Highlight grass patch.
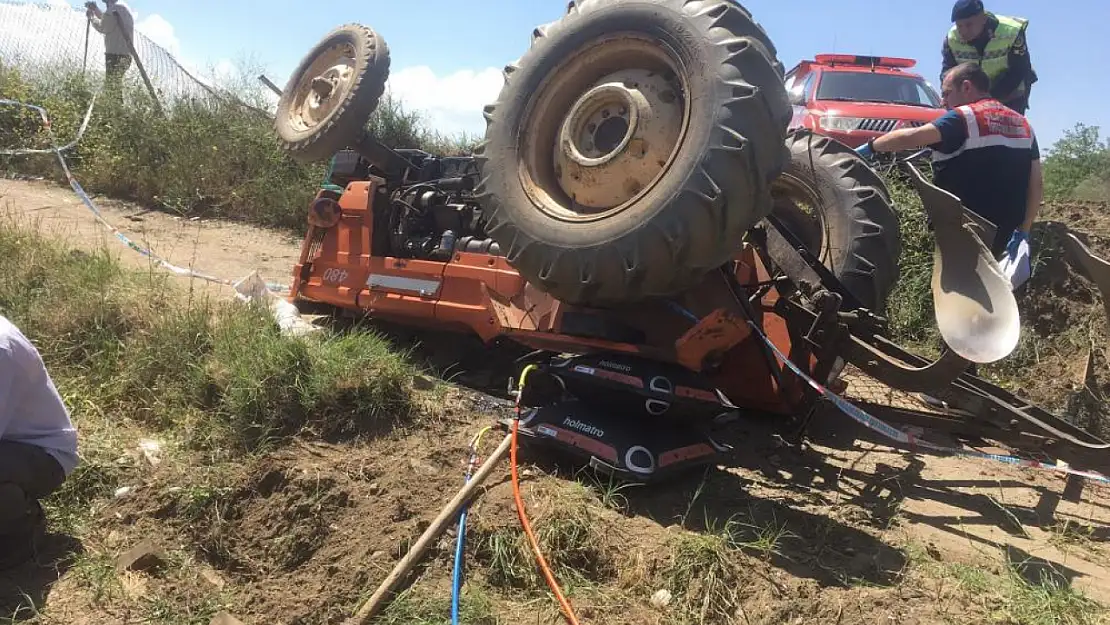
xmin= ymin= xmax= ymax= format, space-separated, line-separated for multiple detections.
xmin=475 ymin=512 xmax=614 ymax=592
xmin=657 ymin=507 xmax=804 ymax=624
xmin=473 ymin=484 xmax=615 ymax=594
xmin=906 ymin=542 xmax=1106 ymax=625
xmin=371 ymin=585 xmax=499 ymax=625
xmin=0 ymin=215 xmax=417 ymax=535
xmin=1 ymin=60 xmax=476 ymax=233
xmin=951 ymin=560 xmax=1105 ymax=625
xmin=201 ymin=313 xmax=415 ymax=447
xmin=662 ymin=526 xmax=747 ymax=625
xmin=70 ymin=550 xmax=125 ymax=606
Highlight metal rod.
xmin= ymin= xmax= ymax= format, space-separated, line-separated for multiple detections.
xmin=353 ymin=132 xmax=419 ymax=177
xmin=258 ymin=74 xmax=283 ymax=97
xmin=113 ymin=12 xmax=161 ymax=114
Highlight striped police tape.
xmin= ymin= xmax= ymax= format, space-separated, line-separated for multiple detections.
xmin=0 ymin=98 xmax=289 ymax=294
xmin=747 ymin=319 xmax=1110 ymax=487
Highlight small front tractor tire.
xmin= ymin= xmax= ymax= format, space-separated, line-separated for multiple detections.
xmin=770 ymin=130 xmax=902 ymax=312
xmin=275 ymin=24 xmax=390 ymax=164
xmin=476 ymin=0 xmax=792 ymax=306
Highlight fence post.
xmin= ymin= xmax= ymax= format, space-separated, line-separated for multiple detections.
xmin=83 ymin=19 xmax=90 ymax=75
xmin=113 ymin=11 xmax=162 ymax=114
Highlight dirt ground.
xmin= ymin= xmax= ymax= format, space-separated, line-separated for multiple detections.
xmin=0 ymin=177 xmax=304 ymax=298
xmin=2 ymin=177 xmax=1110 ymax=624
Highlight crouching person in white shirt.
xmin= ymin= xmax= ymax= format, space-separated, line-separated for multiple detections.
xmin=0 ymin=314 xmax=78 ymax=568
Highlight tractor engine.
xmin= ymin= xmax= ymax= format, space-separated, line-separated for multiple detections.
xmin=326 ymin=147 xmax=495 ymax=262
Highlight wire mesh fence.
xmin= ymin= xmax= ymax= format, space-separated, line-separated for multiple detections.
xmin=0 ymin=0 xmax=272 ymax=114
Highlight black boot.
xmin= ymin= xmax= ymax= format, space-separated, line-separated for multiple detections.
xmin=0 ymin=500 xmax=45 ymax=570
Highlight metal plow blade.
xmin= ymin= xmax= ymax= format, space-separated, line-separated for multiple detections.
xmin=1061 ymin=231 xmax=1110 ymax=327
xmin=900 ymin=162 xmax=1021 ymax=364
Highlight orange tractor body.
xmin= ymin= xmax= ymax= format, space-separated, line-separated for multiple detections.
xmin=291 ymin=178 xmax=810 ymax=421
xmin=271 ymin=4 xmax=1110 ymax=492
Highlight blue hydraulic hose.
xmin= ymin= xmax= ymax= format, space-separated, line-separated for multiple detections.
xmin=449 ymin=495 xmax=471 ymax=623
xmin=451 ymin=427 xmax=491 ymax=624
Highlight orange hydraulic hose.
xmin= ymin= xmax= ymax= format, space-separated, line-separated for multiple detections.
xmin=511 ymin=366 xmax=582 ymax=625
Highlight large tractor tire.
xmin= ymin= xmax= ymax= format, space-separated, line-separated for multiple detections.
xmin=274 ymin=24 xmax=390 ymax=164
xmin=770 ymin=130 xmax=901 ymax=312
xmin=475 ymin=0 xmax=792 ymax=306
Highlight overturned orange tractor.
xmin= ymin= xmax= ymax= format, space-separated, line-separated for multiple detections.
xmin=273 ymin=1 xmax=1110 ymax=498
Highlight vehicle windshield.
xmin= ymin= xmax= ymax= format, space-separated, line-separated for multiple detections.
xmin=816 ymin=70 xmax=942 ymax=108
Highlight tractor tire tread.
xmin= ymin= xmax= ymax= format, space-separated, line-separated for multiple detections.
xmin=274 ymin=24 xmax=390 ymax=164
xmin=475 ymin=0 xmax=791 ymax=306
xmin=778 ymin=129 xmax=901 ymax=311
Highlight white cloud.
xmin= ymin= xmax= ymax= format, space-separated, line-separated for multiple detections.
xmin=385 ymin=66 xmax=504 ymax=138
xmin=135 ymin=13 xmax=181 ymax=58
xmin=212 ymin=58 xmax=236 ymax=80
xmin=128 ymin=10 xmax=229 ymax=97
xmin=0 ymin=2 xmax=501 ymax=127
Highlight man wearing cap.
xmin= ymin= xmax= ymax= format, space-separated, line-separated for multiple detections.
xmin=942 ymin=0 xmax=1037 ymax=115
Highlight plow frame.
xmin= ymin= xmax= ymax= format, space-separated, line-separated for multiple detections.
xmin=749 ymin=173 xmax=1110 ymax=501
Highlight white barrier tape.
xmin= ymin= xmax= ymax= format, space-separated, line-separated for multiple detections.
xmin=0 ymin=98 xmax=290 ymax=294
xmin=747 ymin=319 xmax=1110 ymax=487
xmin=0 ymin=94 xmax=97 ymax=156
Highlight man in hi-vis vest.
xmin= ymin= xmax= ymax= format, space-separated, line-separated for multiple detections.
xmin=942 ymin=0 xmax=1037 ymax=115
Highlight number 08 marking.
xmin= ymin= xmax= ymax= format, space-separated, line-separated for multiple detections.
xmin=322 ymin=268 xmax=349 ymax=284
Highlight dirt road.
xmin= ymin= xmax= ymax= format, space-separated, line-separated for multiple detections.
xmin=0 ymin=177 xmax=304 ymax=298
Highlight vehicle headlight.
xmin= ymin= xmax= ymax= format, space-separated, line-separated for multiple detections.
xmin=820 ymin=116 xmax=863 ymax=132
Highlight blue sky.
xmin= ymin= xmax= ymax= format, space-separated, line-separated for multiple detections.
xmin=57 ymin=0 xmax=1110 ymax=149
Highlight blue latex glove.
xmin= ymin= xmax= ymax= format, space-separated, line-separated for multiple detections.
xmin=1000 ymin=229 xmax=1032 ymax=290
xmin=1005 ymin=230 xmax=1029 ymax=258
xmin=855 ymin=142 xmax=875 ymax=160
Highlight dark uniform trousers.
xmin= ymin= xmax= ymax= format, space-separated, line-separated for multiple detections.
xmin=0 ymin=441 xmax=65 ymax=567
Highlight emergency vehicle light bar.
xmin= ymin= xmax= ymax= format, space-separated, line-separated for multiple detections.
xmin=814 ymin=54 xmax=917 ymax=69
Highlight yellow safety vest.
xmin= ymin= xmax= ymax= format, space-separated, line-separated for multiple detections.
xmin=947 ymin=14 xmax=1029 ymax=96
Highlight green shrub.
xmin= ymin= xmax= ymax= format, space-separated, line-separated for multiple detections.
xmin=1042 ymin=123 xmax=1110 ymax=201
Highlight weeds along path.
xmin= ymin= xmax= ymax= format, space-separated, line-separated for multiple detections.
xmin=0 ymin=177 xmax=304 ymax=297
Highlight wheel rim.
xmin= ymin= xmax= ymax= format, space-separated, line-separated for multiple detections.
xmin=285 ymin=43 xmax=358 ymax=134
xmin=519 ymin=36 xmax=690 ymax=222
xmin=770 ymin=173 xmax=830 ymax=264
